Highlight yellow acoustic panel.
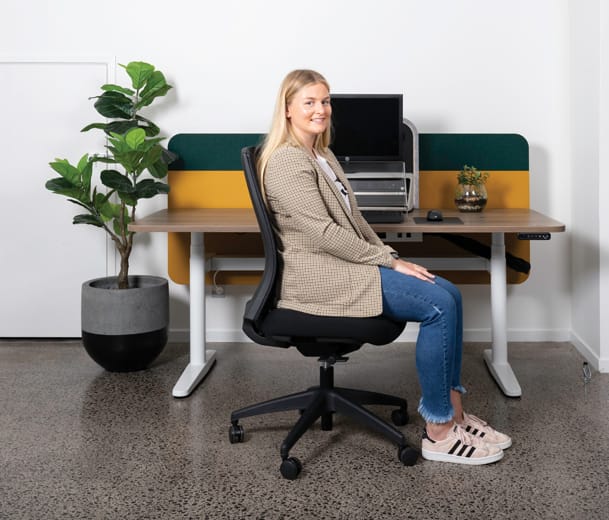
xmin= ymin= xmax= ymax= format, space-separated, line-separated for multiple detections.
xmin=168 ymin=170 xmax=252 ymax=209
xmin=168 ymin=170 xmax=260 ymax=285
xmin=418 ymin=171 xmax=529 ymax=209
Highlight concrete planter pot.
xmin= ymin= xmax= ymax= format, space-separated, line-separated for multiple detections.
xmin=81 ymin=275 xmax=169 ymax=372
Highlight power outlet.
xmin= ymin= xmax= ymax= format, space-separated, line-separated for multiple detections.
xmin=383 ymin=231 xmax=423 ymax=242
xmin=211 ymin=285 xmax=225 ymax=297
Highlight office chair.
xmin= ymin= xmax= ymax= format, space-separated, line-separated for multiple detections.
xmin=229 ymin=146 xmax=419 ymax=479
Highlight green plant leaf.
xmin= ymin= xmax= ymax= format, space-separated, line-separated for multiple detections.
xmin=77 ymin=154 xmax=89 ymax=171
xmin=121 ymin=61 xmax=155 ymax=90
xmin=67 ymin=198 xmax=95 ymax=213
xmin=125 ymin=127 xmax=146 ymax=150
xmin=135 ymin=145 xmax=163 ymax=175
xmin=80 ymin=157 xmax=93 ymax=193
xmin=45 ymin=177 xmax=80 ymax=198
xmin=135 ymin=115 xmax=160 ymax=137
xmin=101 ymin=169 xmax=134 ymax=192
xmin=90 ymin=156 xmax=118 ymax=164
xmin=137 ymin=71 xmax=172 ymax=108
xmin=101 ymin=83 xmax=135 ymax=96
xmin=94 ymin=193 xmax=121 ymax=221
xmin=147 ymin=156 xmax=169 ymax=179
xmin=106 ymin=133 xmax=131 ymax=154
xmin=81 ymin=122 xmax=108 ymax=133
xmin=118 ymin=193 xmax=138 ymax=206
xmin=73 ymin=214 xmax=104 ymax=227
xmin=104 ymin=120 xmax=140 ymax=135
xmin=110 ymin=150 xmax=142 ymax=174
xmin=135 ymin=179 xmax=170 ymax=199
xmin=93 ymin=91 xmax=134 ymax=119
xmin=49 ymin=159 xmax=82 ymax=185
xmin=141 ymin=137 xmax=165 ymax=150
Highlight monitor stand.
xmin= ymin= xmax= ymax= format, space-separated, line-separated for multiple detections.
xmin=340 ymin=161 xmax=405 ymax=174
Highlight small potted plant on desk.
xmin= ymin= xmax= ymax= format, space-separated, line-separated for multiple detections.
xmin=46 ymin=61 xmax=175 ymax=371
xmin=455 ymin=164 xmax=490 ymax=212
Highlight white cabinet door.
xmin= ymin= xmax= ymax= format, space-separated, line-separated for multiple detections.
xmin=0 ymin=60 xmax=113 ymax=336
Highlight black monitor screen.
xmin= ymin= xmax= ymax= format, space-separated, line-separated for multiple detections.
xmin=330 ymin=94 xmax=404 ymax=162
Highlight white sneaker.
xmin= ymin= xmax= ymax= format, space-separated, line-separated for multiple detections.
xmin=458 ymin=412 xmax=512 ymax=450
xmin=421 ymin=425 xmax=504 ymax=465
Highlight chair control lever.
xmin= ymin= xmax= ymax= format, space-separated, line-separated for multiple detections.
xmin=319 ymin=355 xmax=349 ymax=368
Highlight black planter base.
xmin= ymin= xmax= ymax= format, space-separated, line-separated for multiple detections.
xmin=82 ymin=328 xmax=168 ymax=372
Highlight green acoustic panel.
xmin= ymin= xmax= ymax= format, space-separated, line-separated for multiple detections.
xmin=168 ymin=133 xmax=264 ymax=170
xmin=168 ymin=132 xmax=529 ymax=172
xmin=419 ymin=134 xmax=529 ymax=171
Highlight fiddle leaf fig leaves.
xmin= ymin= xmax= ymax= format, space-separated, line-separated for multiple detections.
xmin=46 ymin=154 xmax=93 ymax=203
xmin=93 ymin=90 xmax=134 ymax=119
xmin=137 ymin=70 xmax=172 ymax=109
xmin=46 ymin=61 xmax=174 ymax=289
xmin=101 ymin=84 xmax=135 ymax=96
xmin=125 ymin=127 xmax=146 ymax=149
xmin=122 ymin=61 xmax=155 ymax=90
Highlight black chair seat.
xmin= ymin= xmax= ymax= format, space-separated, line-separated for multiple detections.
xmin=261 ymin=308 xmax=405 ymax=356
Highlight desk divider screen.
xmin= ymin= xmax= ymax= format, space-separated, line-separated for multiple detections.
xmin=167 ymin=133 xmax=530 ymax=285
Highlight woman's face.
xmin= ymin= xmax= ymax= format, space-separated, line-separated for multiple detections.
xmin=286 ymin=82 xmax=331 ymax=147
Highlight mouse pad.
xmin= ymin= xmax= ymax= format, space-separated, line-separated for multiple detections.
xmin=413 ymin=217 xmax=464 ymax=225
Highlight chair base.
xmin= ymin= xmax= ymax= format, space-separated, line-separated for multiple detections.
xmin=229 ymin=361 xmax=418 ymax=478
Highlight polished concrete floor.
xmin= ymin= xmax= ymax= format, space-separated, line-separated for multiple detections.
xmin=1 ymin=339 xmax=608 ymax=519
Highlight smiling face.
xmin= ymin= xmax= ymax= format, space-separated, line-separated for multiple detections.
xmin=286 ymin=82 xmax=331 ymax=150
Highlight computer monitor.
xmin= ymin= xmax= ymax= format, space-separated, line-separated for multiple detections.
xmin=329 ymin=94 xmax=404 ymax=162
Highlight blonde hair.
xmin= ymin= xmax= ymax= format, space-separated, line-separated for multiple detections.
xmin=257 ymin=69 xmax=332 ymax=188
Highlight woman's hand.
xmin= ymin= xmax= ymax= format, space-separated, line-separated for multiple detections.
xmin=391 ymin=257 xmax=436 ymax=283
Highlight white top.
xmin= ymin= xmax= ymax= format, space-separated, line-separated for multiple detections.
xmin=315 ymin=155 xmax=351 ymax=211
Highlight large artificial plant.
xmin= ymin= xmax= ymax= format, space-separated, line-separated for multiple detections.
xmin=46 ymin=61 xmax=175 ymax=289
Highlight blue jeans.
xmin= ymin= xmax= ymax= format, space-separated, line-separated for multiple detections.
xmin=379 ymin=266 xmax=465 ymax=424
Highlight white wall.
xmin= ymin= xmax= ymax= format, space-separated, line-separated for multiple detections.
xmin=600 ymin=3 xmax=609 ymax=371
xmin=569 ymin=0 xmax=609 ymax=371
xmin=0 ymin=60 xmax=112 ymax=336
xmin=3 ymin=0 xmax=603 ymax=368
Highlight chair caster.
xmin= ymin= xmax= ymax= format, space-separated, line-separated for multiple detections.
xmin=398 ymin=445 xmax=419 ymax=466
xmin=228 ymin=423 xmax=245 ymax=444
xmin=391 ymin=408 xmax=409 ymax=426
xmin=280 ymin=457 xmax=302 ymax=480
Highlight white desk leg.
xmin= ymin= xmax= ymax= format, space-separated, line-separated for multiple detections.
xmin=483 ymin=232 xmax=522 ymax=397
xmin=172 ymin=232 xmax=217 ymax=398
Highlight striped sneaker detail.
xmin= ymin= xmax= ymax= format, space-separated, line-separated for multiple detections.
xmin=421 ymin=425 xmax=504 ymax=466
xmin=447 ymin=439 xmax=476 ymax=458
xmin=463 ymin=425 xmax=486 ymax=439
xmin=459 ymin=413 xmax=512 ymax=450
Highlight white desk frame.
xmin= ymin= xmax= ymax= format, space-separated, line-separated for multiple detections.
xmin=172 ymin=233 xmax=215 ymax=397
xmin=130 ymin=208 xmax=565 ymax=399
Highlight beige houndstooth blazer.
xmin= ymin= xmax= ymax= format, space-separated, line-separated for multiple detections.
xmin=264 ymin=144 xmax=396 ymax=317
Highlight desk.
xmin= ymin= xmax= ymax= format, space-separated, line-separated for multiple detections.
xmin=130 ymin=207 xmax=565 ymax=398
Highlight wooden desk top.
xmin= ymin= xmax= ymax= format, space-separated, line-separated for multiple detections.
xmin=129 ymin=208 xmax=565 ymax=234
xmin=129 ymin=208 xmax=259 ymax=233
xmin=379 ymin=208 xmax=565 ymax=233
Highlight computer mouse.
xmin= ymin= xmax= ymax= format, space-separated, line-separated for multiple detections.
xmin=426 ymin=209 xmax=444 ymax=222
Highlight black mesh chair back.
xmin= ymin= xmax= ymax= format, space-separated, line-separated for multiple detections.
xmin=240 ymin=145 xmax=405 ymax=355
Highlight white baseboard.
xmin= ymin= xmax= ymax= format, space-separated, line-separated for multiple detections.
xmin=570 ymin=330 xmax=608 ymax=372
xmin=169 ymin=328 xmax=250 ymax=343
xmin=169 ymin=326 xmax=575 ymax=347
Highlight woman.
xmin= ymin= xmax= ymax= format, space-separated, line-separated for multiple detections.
xmin=258 ymin=69 xmax=511 ymax=465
